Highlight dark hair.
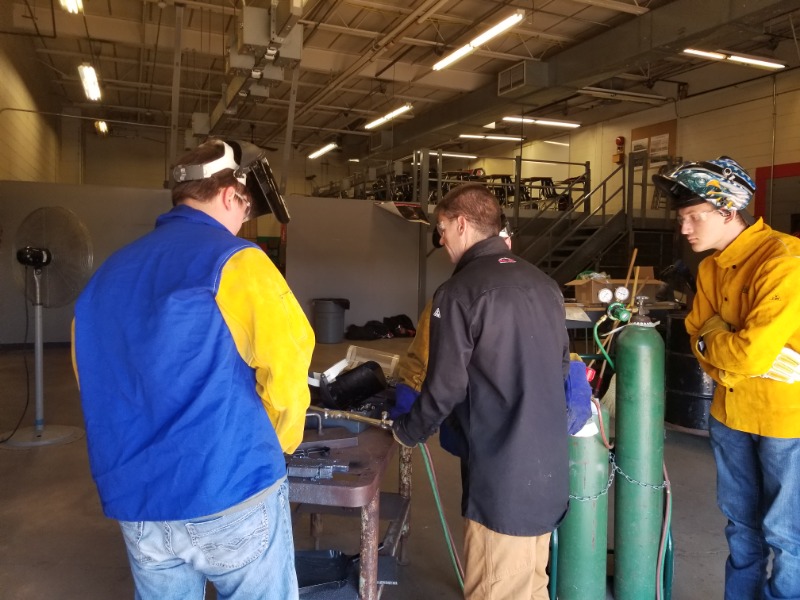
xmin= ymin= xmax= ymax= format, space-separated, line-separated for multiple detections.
xmin=171 ymin=139 xmax=247 ymax=206
xmin=435 ymin=182 xmax=501 ymax=238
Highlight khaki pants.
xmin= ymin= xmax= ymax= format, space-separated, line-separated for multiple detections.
xmin=463 ymin=518 xmax=551 ymax=600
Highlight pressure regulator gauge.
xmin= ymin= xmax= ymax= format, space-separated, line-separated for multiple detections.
xmin=614 ymin=286 xmax=630 ymax=303
xmin=597 ymin=287 xmax=614 ymax=304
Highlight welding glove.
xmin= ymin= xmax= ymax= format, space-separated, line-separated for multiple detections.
xmin=389 ymin=382 xmax=420 ymax=420
xmin=696 ymin=314 xmax=731 ymax=354
xmin=760 ymin=346 xmax=800 ymax=384
xmin=391 ymin=417 xmax=417 ymax=449
xmin=565 ymin=356 xmax=593 ymax=435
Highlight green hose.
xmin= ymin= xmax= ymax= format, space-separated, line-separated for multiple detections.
xmin=420 ymin=442 xmax=465 ymax=591
xmin=594 ymin=316 xmax=615 ymax=370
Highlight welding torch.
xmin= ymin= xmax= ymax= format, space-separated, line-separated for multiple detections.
xmin=307 ymin=405 xmax=394 ymax=430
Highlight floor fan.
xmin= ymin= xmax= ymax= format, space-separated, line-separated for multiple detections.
xmin=3 ymin=207 xmax=93 ymax=447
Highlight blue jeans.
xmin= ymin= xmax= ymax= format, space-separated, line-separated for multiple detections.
xmin=119 ymin=479 xmax=298 ymax=600
xmin=709 ymin=417 xmax=800 ymax=600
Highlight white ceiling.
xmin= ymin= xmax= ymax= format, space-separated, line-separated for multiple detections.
xmin=5 ymin=0 xmax=800 ymax=160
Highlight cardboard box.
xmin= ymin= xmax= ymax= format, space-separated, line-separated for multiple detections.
xmin=565 ymin=268 xmax=663 ymax=305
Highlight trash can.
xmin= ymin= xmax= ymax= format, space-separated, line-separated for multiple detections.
xmin=312 ymin=298 xmax=350 ymax=344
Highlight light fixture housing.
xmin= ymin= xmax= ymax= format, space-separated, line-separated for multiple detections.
xmin=459 ymin=134 xmax=525 ymax=141
xmin=579 ymin=87 xmax=668 ymax=105
xmin=433 ymin=10 xmax=525 ymax=71
xmin=364 ymin=104 xmax=413 ymax=130
xmin=78 ymin=63 xmax=102 ymax=101
xmin=502 ymin=116 xmax=581 ymax=128
xmin=683 ymin=48 xmax=786 ymax=70
xmin=308 ymin=142 xmax=337 ymax=159
xmin=94 ymin=121 xmax=109 ymax=135
xmin=59 ymin=0 xmax=83 ymax=14
xmin=570 ymin=0 xmax=648 ymax=15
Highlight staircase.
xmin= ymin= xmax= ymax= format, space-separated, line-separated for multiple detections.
xmin=513 ymin=164 xmax=632 ymax=286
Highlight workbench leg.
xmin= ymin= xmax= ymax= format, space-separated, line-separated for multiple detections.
xmin=310 ymin=513 xmax=322 ymax=551
xmin=359 ymin=490 xmax=380 ymax=600
xmin=398 ymin=446 xmax=413 ymax=566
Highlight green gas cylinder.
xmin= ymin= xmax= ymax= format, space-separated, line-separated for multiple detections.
xmin=613 ymin=302 xmax=666 ymax=600
xmin=556 ymin=404 xmax=611 ymax=600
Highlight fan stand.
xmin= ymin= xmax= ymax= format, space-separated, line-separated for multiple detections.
xmin=2 ymin=268 xmax=84 ymax=448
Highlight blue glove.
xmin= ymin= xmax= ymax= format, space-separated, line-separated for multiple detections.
xmin=565 ymin=360 xmax=592 ymax=435
xmin=390 ymin=383 xmax=420 ymax=420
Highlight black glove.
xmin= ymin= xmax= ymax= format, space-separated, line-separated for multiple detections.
xmin=391 ymin=416 xmax=418 ymax=448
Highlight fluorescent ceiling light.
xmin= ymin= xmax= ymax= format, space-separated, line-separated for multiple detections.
xmin=726 ymin=53 xmax=785 ymax=70
xmin=94 ymin=121 xmax=108 ymax=135
xmin=364 ymin=104 xmax=413 ymax=130
xmin=437 ymin=152 xmax=478 ymax=159
xmin=544 ymin=140 xmax=570 ymax=147
xmin=78 ymin=63 xmax=101 ymax=101
xmin=683 ymin=48 xmax=786 ymax=70
xmin=502 ymin=116 xmax=581 ymax=128
xmin=683 ymin=48 xmax=726 ymax=60
xmin=348 ymin=158 xmax=360 ymax=162
xmin=59 ymin=0 xmax=83 ymax=14
xmin=579 ymin=86 xmax=667 ymax=105
xmin=459 ymin=134 xmax=524 ymax=141
xmin=433 ymin=10 xmax=524 ymax=71
xmin=308 ymin=142 xmax=337 ymax=159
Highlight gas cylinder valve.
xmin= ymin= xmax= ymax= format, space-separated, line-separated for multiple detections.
xmin=606 ymin=301 xmax=632 ymax=323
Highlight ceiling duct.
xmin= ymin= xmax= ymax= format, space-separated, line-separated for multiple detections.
xmin=497 ymin=60 xmax=550 ymax=99
xmin=209 ymin=1 xmax=303 ymax=133
xmin=370 ymin=130 xmax=393 ymax=152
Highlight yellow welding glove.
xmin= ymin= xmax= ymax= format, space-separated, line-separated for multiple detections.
xmin=696 ymin=314 xmax=731 ymax=354
xmin=760 ymin=346 xmax=800 ymax=384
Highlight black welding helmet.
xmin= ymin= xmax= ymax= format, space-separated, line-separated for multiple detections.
xmin=172 ymin=139 xmax=290 ymax=223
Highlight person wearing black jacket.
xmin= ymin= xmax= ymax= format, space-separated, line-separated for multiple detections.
xmin=392 ymin=182 xmax=570 ymax=600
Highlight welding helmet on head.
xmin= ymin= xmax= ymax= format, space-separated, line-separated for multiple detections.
xmin=652 ymin=156 xmax=755 ymax=224
xmin=172 ymin=139 xmax=290 ymax=223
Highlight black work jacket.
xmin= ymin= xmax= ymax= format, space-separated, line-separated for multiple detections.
xmin=399 ymin=236 xmax=570 ymax=536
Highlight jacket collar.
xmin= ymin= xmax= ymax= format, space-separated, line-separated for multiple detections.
xmin=155 ymin=204 xmax=229 ymax=233
xmin=715 ymin=217 xmax=768 ymax=268
xmin=453 ymin=236 xmax=511 ymax=274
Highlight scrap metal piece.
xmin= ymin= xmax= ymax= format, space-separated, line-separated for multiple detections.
xmin=287 ymin=457 xmax=349 ymax=480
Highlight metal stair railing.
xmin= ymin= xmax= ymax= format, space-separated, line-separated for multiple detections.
xmin=514 ymin=163 xmax=627 ymax=274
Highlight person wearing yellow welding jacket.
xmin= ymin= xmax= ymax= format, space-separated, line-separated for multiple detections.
xmin=653 ymin=157 xmax=800 ymax=600
xmin=72 ymin=139 xmax=313 ymax=600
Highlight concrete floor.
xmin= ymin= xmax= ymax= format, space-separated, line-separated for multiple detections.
xmin=0 ymin=339 xmax=727 ymax=599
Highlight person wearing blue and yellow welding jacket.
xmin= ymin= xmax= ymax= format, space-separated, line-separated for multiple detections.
xmin=654 ymin=157 xmax=800 ymax=600
xmin=72 ymin=139 xmax=314 ymax=600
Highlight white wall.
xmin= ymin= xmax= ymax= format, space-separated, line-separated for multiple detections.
xmin=569 ymin=70 xmax=800 ymax=211
xmin=284 ymin=195 xmax=425 ymax=333
xmin=1 ymin=185 xmax=435 ymax=346
xmin=0 ymin=181 xmax=171 ymax=344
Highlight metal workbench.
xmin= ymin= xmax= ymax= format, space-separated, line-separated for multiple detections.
xmin=290 ymin=427 xmax=412 ymax=599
